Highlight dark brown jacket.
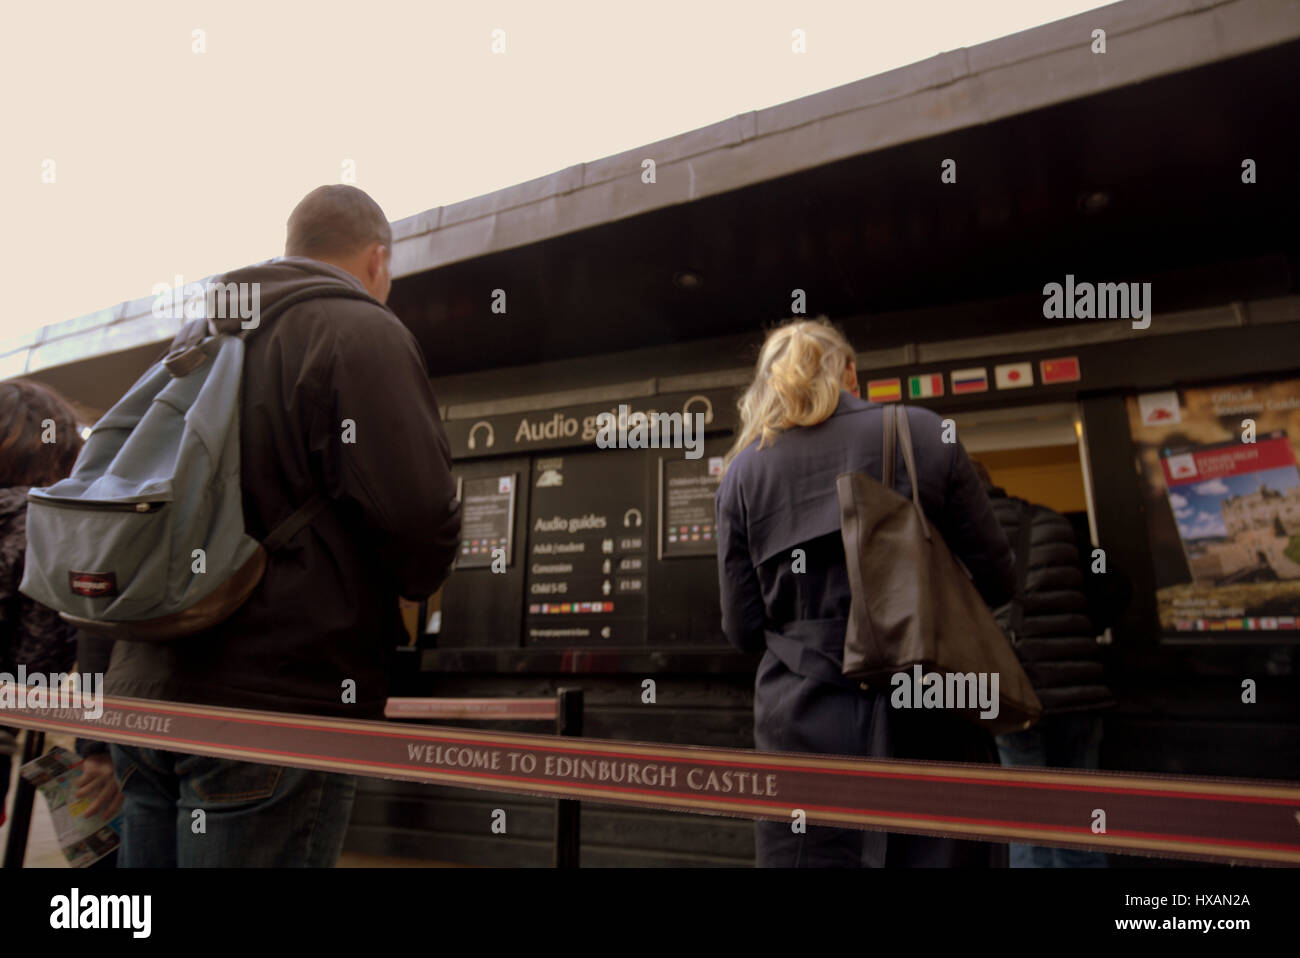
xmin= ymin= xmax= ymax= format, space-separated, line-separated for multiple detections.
xmin=104 ymin=257 xmax=462 ymax=718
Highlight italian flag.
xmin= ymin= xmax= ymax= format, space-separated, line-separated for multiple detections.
xmin=908 ymin=373 xmax=944 ymax=398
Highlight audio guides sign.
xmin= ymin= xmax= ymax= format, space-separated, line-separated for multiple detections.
xmin=524 ymin=450 xmax=650 ymax=645
xmin=445 ymin=389 xmax=736 ymax=459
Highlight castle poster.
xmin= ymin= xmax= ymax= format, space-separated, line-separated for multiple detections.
xmin=1127 ymin=377 xmax=1300 ymax=635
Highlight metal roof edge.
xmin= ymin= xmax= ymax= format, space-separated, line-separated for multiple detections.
xmin=387 ymin=0 xmax=1294 ymax=278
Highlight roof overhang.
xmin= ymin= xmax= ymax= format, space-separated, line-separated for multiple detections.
xmin=5 ymin=0 xmax=1297 ymax=401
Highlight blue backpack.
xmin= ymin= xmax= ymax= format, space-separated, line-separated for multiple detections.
xmin=20 ymin=283 xmax=370 ymax=641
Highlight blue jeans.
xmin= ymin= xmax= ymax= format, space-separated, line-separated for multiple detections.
xmin=109 ymin=744 xmax=357 ymax=867
xmin=996 ymin=712 xmax=1107 ymax=868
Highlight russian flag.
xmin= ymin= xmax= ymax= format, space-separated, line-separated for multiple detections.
xmin=950 ymin=367 xmax=988 ymax=394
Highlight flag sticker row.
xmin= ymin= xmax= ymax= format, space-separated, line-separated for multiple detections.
xmin=867 ymin=357 xmax=1081 ymax=403
xmin=1176 ymin=617 xmax=1297 ymax=630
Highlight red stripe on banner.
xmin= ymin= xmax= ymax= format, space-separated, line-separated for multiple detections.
xmin=15 ymin=700 xmax=1299 ymax=804
xmin=31 ymin=709 xmax=1300 ymax=811
xmin=22 ymin=702 xmax=1294 ymax=804
xmin=5 ymin=694 xmax=1299 ymax=865
xmin=19 ymin=717 xmax=1300 ymax=854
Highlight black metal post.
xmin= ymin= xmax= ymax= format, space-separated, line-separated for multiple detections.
xmin=3 ymin=729 xmax=45 ymax=869
xmin=553 ymin=687 xmax=583 ymax=868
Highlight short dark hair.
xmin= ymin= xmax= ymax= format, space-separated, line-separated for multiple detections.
xmin=285 ymin=185 xmax=393 ymax=258
xmin=0 ymin=379 xmax=83 ymax=488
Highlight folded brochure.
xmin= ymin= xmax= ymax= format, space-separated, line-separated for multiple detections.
xmin=20 ymin=745 xmax=122 ymax=867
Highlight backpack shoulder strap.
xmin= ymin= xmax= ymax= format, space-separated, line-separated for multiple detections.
xmin=189 ymin=283 xmax=374 ymax=547
xmin=262 ymin=493 xmax=329 ymax=553
xmin=230 ymin=284 xmax=371 ymax=548
xmin=163 ymin=318 xmax=217 ymax=377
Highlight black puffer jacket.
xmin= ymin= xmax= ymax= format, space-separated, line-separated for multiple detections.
xmin=987 ymin=487 xmax=1114 ymax=715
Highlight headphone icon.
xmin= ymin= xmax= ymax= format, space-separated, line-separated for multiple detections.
xmin=468 ymin=421 xmax=495 ymax=450
xmin=683 ymin=395 xmax=714 ymax=424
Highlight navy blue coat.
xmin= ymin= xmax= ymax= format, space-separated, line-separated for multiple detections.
xmin=715 ymin=391 xmax=1016 ymax=866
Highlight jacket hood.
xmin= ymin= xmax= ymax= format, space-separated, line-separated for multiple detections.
xmin=208 ymin=256 xmax=382 ymax=332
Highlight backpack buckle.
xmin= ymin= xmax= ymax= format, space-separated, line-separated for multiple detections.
xmin=163 ymin=341 xmax=213 ymax=377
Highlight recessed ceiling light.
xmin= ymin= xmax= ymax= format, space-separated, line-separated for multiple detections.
xmin=673 ymin=270 xmax=703 ymax=290
xmin=1077 ymin=190 xmax=1110 ymax=215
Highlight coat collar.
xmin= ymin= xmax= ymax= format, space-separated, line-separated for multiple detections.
xmin=830 ymin=390 xmax=878 ymax=418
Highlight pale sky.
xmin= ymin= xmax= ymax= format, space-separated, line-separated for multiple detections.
xmin=1 ymin=0 xmax=1115 ymax=342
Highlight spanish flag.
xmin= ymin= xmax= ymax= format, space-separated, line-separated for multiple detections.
xmin=867 ymin=378 xmax=902 ymax=403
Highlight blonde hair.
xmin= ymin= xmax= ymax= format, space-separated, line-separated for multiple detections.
xmin=725 ymin=317 xmax=855 ymax=466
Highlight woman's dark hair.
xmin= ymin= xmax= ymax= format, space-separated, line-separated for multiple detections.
xmin=0 ymin=379 xmax=84 ymax=488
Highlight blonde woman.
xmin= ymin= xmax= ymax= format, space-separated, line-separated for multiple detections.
xmin=714 ymin=318 xmax=1015 ymax=867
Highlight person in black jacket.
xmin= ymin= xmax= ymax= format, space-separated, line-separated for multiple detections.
xmin=716 ymin=318 xmax=1016 ymax=867
xmin=104 ymin=186 xmax=463 ymax=867
xmin=971 ymin=460 xmax=1113 ymax=868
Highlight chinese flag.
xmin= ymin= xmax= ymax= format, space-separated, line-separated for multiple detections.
xmin=1040 ymin=357 xmax=1081 ymax=383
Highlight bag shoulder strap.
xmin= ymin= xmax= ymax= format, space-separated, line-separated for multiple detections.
xmin=893 ymin=406 xmax=931 ymax=538
xmin=881 ymin=404 xmax=896 ymax=489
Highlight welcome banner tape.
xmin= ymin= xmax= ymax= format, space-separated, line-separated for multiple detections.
xmin=4 ymin=694 xmax=1298 ymax=866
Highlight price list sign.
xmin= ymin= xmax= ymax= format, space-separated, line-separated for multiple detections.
xmin=660 ymin=456 xmax=724 ymax=558
xmin=525 ymin=451 xmax=649 ymax=645
xmin=456 ymin=474 xmax=516 ymax=569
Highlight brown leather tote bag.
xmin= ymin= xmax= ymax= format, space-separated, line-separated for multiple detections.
xmin=836 ymin=405 xmax=1041 ymax=735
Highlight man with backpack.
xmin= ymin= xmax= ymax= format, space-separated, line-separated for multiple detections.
xmin=27 ymin=185 xmax=462 ymax=866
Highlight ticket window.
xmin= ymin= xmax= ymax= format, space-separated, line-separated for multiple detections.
xmin=977 ymin=444 xmax=1087 ymax=510
xmin=949 ymin=401 xmax=1097 ymax=556
xmin=950 ymin=401 xmax=1108 ymax=639
xmin=949 ymin=401 xmax=1089 ymax=506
